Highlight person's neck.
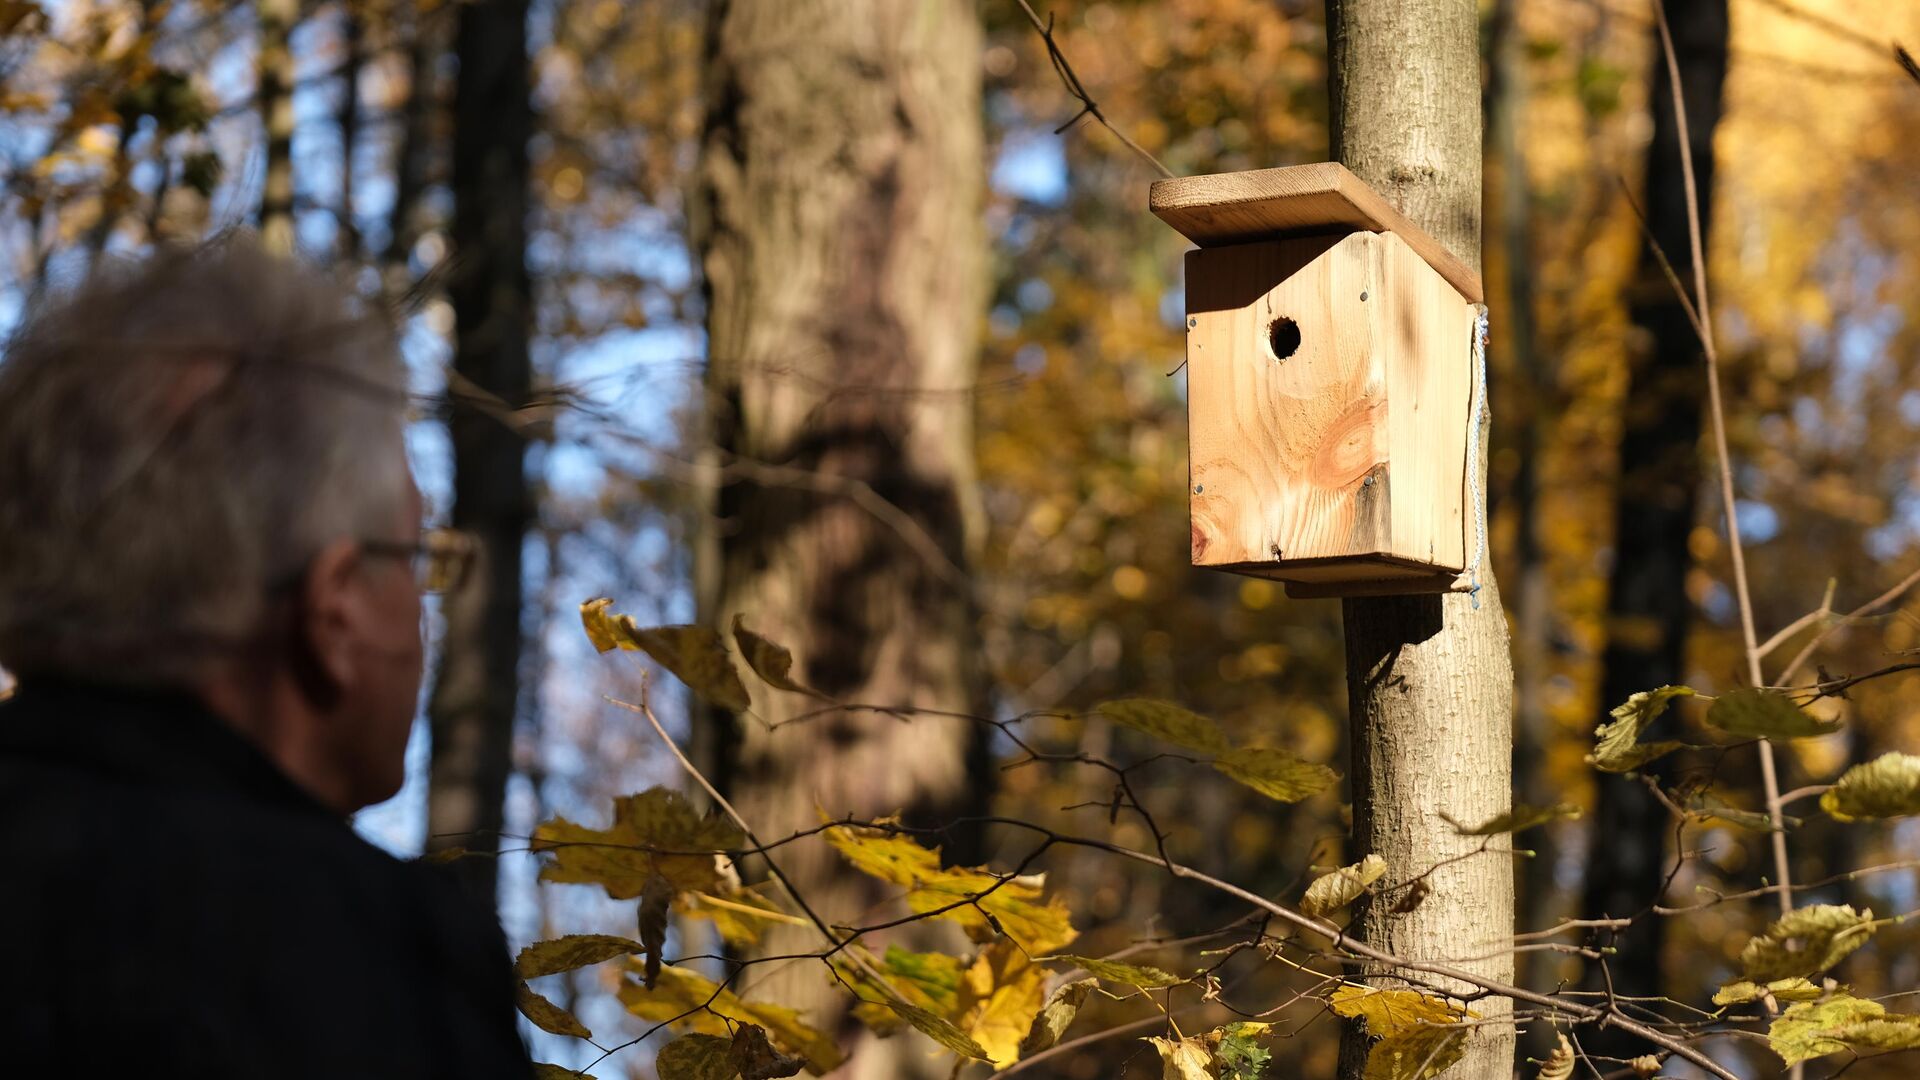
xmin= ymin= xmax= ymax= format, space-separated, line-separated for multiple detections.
xmin=196 ymin=663 xmax=358 ymax=817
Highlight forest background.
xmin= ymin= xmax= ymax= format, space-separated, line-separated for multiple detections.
xmin=2 ymin=0 xmax=1920 ymax=1077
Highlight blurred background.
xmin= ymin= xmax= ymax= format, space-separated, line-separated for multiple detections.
xmin=3 ymin=0 xmax=1919 ymax=1076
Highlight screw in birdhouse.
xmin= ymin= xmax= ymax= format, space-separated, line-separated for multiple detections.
xmin=1186 ymin=316 xmax=1197 ymax=329
xmin=1269 ymin=543 xmax=1283 ymax=559
xmin=1193 ymin=484 xmax=1203 ymax=494
xmin=1362 ymin=475 xmax=1374 ymax=487
xmin=1359 ymin=290 xmax=1369 ymax=302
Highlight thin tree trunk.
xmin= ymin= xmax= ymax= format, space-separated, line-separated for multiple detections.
xmin=1581 ymin=0 xmax=1728 ymax=1058
xmin=1327 ymin=2 xmax=1515 ymax=1077
xmin=334 ymin=0 xmax=364 ymax=261
xmin=258 ymin=0 xmax=298 ymax=253
xmin=692 ymin=3 xmax=990 ymax=1075
xmin=383 ymin=1 xmax=437 ymax=274
xmin=424 ymin=0 xmax=533 ymax=906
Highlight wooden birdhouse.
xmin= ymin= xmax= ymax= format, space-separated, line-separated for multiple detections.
xmin=1151 ymin=163 xmax=1487 ymax=599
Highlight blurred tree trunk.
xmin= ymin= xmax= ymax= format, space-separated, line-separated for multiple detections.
xmin=424 ymin=0 xmax=533 ymax=906
xmin=1581 ymin=0 xmax=1728 ymax=1055
xmin=1326 ymin=2 xmax=1515 ymax=1077
xmin=691 ymin=2 xmax=990 ymax=1074
xmin=258 ymin=0 xmax=298 ymax=253
xmin=334 ymin=0 xmax=363 ymax=260
xmin=383 ymin=0 xmax=441 ymax=277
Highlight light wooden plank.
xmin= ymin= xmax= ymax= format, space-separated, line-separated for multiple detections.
xmin=1151 ymin=162 xmax=1484 ymax=304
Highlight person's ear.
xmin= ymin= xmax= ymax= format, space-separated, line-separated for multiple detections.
xmin=296 ymin=536 xmax=368 ymax=698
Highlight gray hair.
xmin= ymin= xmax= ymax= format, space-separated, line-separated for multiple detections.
xmin=0 ymin=238 xmax=412 ymax=685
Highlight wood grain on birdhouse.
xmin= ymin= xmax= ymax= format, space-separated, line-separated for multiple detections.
xmin=1153 ymin=163 xmax=1481 ymax=597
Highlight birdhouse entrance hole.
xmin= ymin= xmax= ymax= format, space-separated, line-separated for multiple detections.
xmin=1266 ymin=316 xmax=1300 ymax=362
xmin=1150 ymin=162 xmax=1487 ymax=599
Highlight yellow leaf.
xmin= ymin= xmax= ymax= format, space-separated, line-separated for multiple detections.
xmin=728 ymin=1022 xmax=805 ymax=1079
xmin=533 ymin=788 xmax=743 ymax=898
xmin=1822 ymin=752 xmax=1920 ymax=820
xmin=824 ymin=821 xmax=1077 ymax=954
xmin=1328 ymin=986 xmax=1464 ymax=1038
xmin=515 ymin=934 xmax=644 ymax=979
xmin=1740 ymin=904 xmax=1877 ymax=982
xmin=653 ymin=1033 xmax=733 ymax=1080
xmin=1362 ymin=1022 xmax=1470 ymax=1080
xmin=957 ymin=942 xmax=1049 ymax=1066
xmin=1212 ymin=746 xmax=1339 ymax=802
xmin=1143 ymin=1035 xmax=1214 ymax=1080
xmin=1047 ymin=954 xmax=1184 ymax=988
xmin=1537 ymin=1034 xmax=1574 ymax=1080
xmin=677 ymin=888 xmax=803 ymax=948
xmin=1302 ymin=854 xmax=1387 ymax=918
xmin=732 ymin=614 xmax=815 ymax=695
xmin=1713 ymin=977 xmax=1825 ymax=1006
xmin=877 ymin=1001 xmax=991 ymax=1060
xmin=1767 ymin=994 xmax=1920 ymax=1066
xmin=516 ymin=982 xmax=591 ymax=1039
xmin=1095 ymin=698 xmax=1231 ymax=753
xmin=1707 ymin=688 xmax=1839 ymax=740
xmin=1019 ymin=978 xmax=1095 ymax=1057
xmin=1591 ymin=686 xmax=1694 ymax=772
xmin=578 ymin=599 xmax=751 ymax=711
xmin=619 ymin=965 xmax=844 ymax=1074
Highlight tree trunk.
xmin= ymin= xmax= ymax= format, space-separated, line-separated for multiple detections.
xmin=258 ymin=0 xmax=298 ymax=254
xmin=424 ymin=0 xmax=533 ymax=907
xmin=691 ymin=3 xmax=989 ymax=1075
xmin=1327 ymin=2 xmax=1515 ymax=1077
xmin=334 ymin=0 xmax=363 ymax=261
xmin=1581 ymin=0 xmax=1728 ymax=1058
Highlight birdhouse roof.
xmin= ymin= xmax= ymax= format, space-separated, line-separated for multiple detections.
xmin=1149 ymin=162 xmax=1484 ymax=304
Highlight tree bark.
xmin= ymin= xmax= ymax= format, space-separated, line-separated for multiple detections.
xmin=424 ymin=0 xmax=533 ymax=907
xmin=1581 ymin=0 xmax=1728 ymax=1057
xmin=258 ymin=0 xmax=298 ymax=254
xmin=1327 ymin=2 xmax=1515 ymax=1077
xmin=691 ymin=3 xmax=990 ymax=1075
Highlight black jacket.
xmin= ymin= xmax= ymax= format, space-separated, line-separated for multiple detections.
xmin=0 ymin=679 xmax=534 ymax=1078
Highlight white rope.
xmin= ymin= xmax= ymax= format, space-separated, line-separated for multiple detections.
xmin=1466 ymin=304 xmax=1490 ymax=608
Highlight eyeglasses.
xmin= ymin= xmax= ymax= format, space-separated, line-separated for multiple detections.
xmin=362 ymin=528 xmax=476 ymax=594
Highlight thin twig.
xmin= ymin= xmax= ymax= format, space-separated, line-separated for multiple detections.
xmin=1012 ymin=0 xmax=1175 ymax=179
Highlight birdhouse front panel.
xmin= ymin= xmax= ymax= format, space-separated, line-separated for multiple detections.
xmin=1182 ymin=229 xmax=1474 ymax=591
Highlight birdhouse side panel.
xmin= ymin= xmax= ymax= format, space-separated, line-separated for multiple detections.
xmin=1184 ymin=233 xmax=1391 ymax=570
xmin=1378 ymin=233 xmax=1474 ymax=572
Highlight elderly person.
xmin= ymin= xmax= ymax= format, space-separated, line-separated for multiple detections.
xmin=0 ymin=241 xmax=533 ymax=1077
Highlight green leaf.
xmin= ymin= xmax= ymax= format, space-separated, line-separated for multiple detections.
xmin=1591 ymin=686 xmax=1694 ymax=772
xmin=1714 ymin=977 xmax=1824 ymax=1006
xmin=843 ymin=945 xmax=966 ymax=1035
xmin=1048 ymin=954 xmax=1185 ymax=988
xmin=515 ymin=934 xmax=645 ymax=979
xmin=1328 ymin=986 xmax=1464 ymax=1038
xmin=532 ymin=1065 xmax=596 ymax=1080
xmin=1213 ymin=746 xmax=1339 ymax=802
xmin=1707 ymin=688 xmax=1840 ymax=740
xmin=1362 ymin=1022 xmax=1470 ymax=1080
xmin=1214 ymin=1021 xmax=1275 ymax=1079
xmin=730 ymin=615 xmax=816 ymax=696
xmin=1767 ymin=995 xmax=1920 ymax=1066
xmin=1143 ymin=1035 xmax=1215 ymax=1080
xmin=1688 ymin=793 xmax=1793 ymax=832
xmin=1301 ymin=854 xmax=1387 ymax=918
xmin=653 ymin=1033 xmax=736 ymax=1080
xmin=1822 ymin=752 xmax=1920 ymax=820
xmin=1740 ymin=904 xmax=1877 ymax=982
xmin=1018 ymin=977 xmax=1095 ymax=1057
xmin=1095 ymin=698 xmax=1231 ymax=754
xmin=516 ymin=982 xmax=592 ymax=1039
xmin=1442 ymin=802 xmax=1581 ymax=835
xmin=578 ymin=600 xmax=751 ymax=711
